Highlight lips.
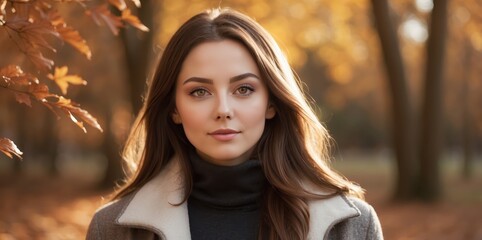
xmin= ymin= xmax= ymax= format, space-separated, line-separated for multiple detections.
xmin=208 ymin=129 xmax=240 ymax=141
xmin=209 ymin=129 xmax=240 ymax=135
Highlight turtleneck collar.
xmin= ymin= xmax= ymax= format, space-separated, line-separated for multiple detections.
xmin=188 ymin=151 xmax=267 ymax=210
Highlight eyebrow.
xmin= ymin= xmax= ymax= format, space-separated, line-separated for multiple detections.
xmin=182 ymin=73 xmax=260 ymax=85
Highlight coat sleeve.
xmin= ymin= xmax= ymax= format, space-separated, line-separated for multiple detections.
xmin=86 ymin=213 xmax=102 ymax=240
xmin=363 ymin=203 xmax=383 ymax=240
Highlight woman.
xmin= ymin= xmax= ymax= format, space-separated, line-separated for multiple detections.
xmin=87 ymin=8 xmax=383 ymax=240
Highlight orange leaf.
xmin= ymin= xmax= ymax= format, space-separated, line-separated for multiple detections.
xmin=130 ymin=0 xmax=141 ymax=7
xmin=26 ymin=48 xmax=55 ymax=72
xmin=6 ymin=17 xmax=59 ymax=51
xmin=54 ymin=97 xmax=103 ymax=133
xmin=1 ymin=0 xmax=7 ymax=14
xmin=108 ymin=0 xmax=126 ymax=11
xmin=1 ymin=65 xmax=37 ymax=107
xmin=29 ymin=83 xmax=55 ymax=100
xmin=48 ymin=11 xmax=92 ymax=59
xmin=3 ymin=17 xmax=56 ymax=71
xmin=0 ymin=65 xmax=22 ymax=77
xmin=59 ymin=26 xmax=92 ymax=59
xmin=68 ymin=110 xmax=87 ymax=133
xmin=14 ymin=93 xmax=32 ymax=107
xmin=0 ymin=138 xmax=23 ymax=159
xmin=71 ymin=107 xmax=103 ymax=133
xmin=0 ymin=64 xmax=39 ymax=100
xmin=47 ymin=66 xmax=87 ymax=95
xmin=86 ymin=4 xmax=123 ymax=35
xmin=0 ymin=65 xmax=39 ymax=85
xmin=121 ymin=9 xmax=149 ymax=32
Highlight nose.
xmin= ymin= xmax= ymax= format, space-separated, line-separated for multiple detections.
xmin=215 ymin=95 xmax=233 ymax=120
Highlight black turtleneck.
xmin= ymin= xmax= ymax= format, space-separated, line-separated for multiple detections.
xmin=188 ymin=151 xmax=266 ymax=240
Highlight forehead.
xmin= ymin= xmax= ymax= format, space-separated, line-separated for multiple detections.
xmin=178 ymin=40 xmax=260 ymax=79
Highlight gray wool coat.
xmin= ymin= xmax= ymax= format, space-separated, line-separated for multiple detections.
xmin=86 ymin=157 xmax=383 ymax=240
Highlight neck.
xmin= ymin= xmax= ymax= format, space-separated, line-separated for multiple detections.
xmin=188 ymin=151 xmax=266 ymax=209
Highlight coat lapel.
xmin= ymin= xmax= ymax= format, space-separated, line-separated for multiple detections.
xmin=116 ymin=156 xmax=191 ymax=239
xmin=307 ymin=194 xmax=360 ymax=239
xmin=115 ymin=156 xmax=360 ymax=240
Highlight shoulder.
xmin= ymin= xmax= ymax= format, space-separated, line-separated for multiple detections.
xmin=348 ymin=197 xmax=376 ymax=220
xmin=327 ymin=197 xmax=384 ymax=240
xmin=86 ymin=194 xmax=135 ymax=240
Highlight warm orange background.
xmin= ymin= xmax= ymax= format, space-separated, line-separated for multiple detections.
xmin=1 ymin=0 xmax=481 ymax=239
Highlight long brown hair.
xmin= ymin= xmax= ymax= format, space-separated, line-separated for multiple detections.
xmin=115 ymin=8 xmax=364 ymax=240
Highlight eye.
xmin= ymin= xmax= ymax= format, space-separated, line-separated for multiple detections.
xmin=190 ymin=88 xmax=210 ymax=97
xmin=234 ymin=85 xmax=254 ymax=96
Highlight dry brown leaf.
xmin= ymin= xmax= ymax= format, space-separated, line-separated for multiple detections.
xmin=86 ymin=4 xmax=123 ymax=35
xmin=29 ymin=83 xmax=55 ymax=100
xmin=0 ymin=65 xmax=39 ymax=86
xmin=1 ymin=65 xmax=38 ymax=107
xmin=54 ymin=97 xmax=103 ymax=133
xmin=47 ymin=66 xmax=87 ymax=95
xmin=0 ymin=65 xmax=23 ymax=77
xmin=0 ymin=138 xmax=23 ymax=159
xmin=26 ymin=49 xmax=55 ymax=72
xmin=70 ymin=114 xmax=86 ymax=132
xmin=14 ymin=18 xmax=59 ymax=51
xmin=1 ymin=66 xmax=101 ymax=133
xmin=34 ymin=0 xmax=54 ymax=9
xmin=4 ymin=16 xmax=58 ymax=71
xmin=69 ymin=106 xmax=103 ymax=133
xmin=121 ymin=9 xmax=149 ymax=32
xmin=14 ymin=92 xmax=32 ymax=107
xmin=108 ymin=0 xmax=127 ymax=11
xmin=67 ymin=110 xmax=86 ymax=133
xmin=0 ymin=0 xmax=7 ymax=14
xmin=130 ymin=0 xmax=140 ymax=7
xmin=58 ymin=26 xmax=92 ymax=59
xmin=48 ymin=11 xmax=92 ymax=59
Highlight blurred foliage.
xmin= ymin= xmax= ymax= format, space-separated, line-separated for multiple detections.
xmin=155 ymin=0 xmax=481 ymax=150
xmin=0 ymin=0 xmax=148 ymax=160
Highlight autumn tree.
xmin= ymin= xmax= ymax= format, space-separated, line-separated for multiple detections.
xmin=370 ymin=0 xmax=418 ymax=200
xmin=0 ymin=0 xmax=147 ymax=178
xmin=371 ymin=0 xmax=450 ymax=201
xmin=461 ymin=40 xmax=474 ymax=179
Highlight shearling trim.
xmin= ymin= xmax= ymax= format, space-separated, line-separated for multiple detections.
xmin=116 ymin=157 xmax=192 ymax=239
xmin=308 ymin=194 xmax=360 ymax=240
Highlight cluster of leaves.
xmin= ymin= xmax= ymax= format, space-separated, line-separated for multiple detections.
xmin=0 ymin=0 xmax=148 ymax=159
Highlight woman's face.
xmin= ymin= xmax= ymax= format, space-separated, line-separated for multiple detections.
xmin=174 ymin=40 xmax=275 ymax=166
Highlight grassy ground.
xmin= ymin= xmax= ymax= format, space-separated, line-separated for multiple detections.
xmin=333 ymin=150 xmax=482 ymax=240
xmin=0 ymin=152 xmax=481 ymax=239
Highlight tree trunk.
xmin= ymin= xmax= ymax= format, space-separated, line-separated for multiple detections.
xmin=13 ymin=106 xmax=27 ymax=173
xmin=462 ymin=40 xmax=473 ymax=179
xmin=418 ymin=0 xmax=448 ymax=201
xmin=41 ymin=112 xmax=59 ymax=176
xmin=100 ymin=111 xmax=124 ymax=188
xmin=98 ymin=2 xmax=158 ymax=189
xmin=371 ymin=0 xmax=418 ymax=200
xmin=121 ymin=1 xmax=158 ymax=115
xmin=298 ymin=51 xmax=331 ymax=106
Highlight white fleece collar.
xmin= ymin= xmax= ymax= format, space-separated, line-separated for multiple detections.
xmin=116 ymin=156 xmax=360 ymax=240
xmin=307 ymin=193 xmax=360 ymax=239
xmin=116 ymin=157 xmax=190 ymax=239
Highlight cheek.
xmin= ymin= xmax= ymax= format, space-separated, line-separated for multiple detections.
xmin=177 ymin=101 xmax=209 ymax=129
xmin=238 ymin=101 xmax=269 ymax=126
